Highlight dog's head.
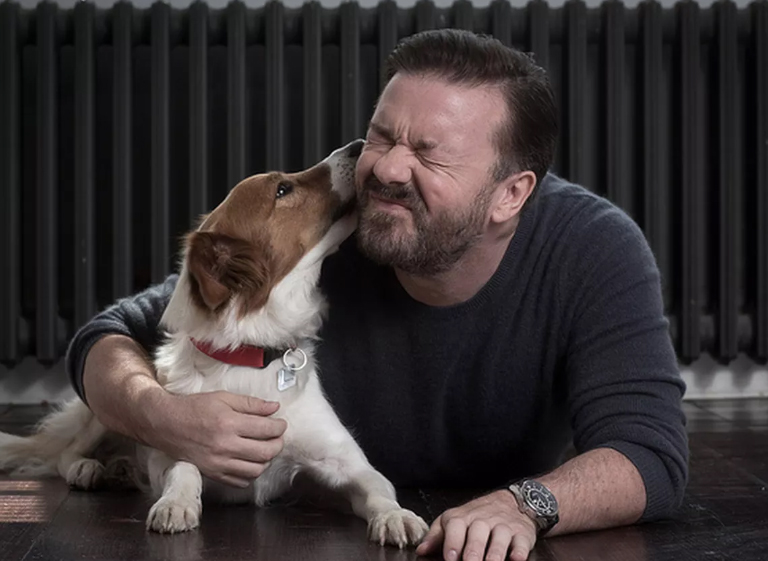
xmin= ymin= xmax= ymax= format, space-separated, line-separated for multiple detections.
xmin=182 ymin=139 xmax=362 ymax=320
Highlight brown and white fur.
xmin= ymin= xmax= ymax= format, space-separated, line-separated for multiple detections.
xmin=0 ymin=140 xmax=429 ymax=548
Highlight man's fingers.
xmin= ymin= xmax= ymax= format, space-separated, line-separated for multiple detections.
xmin=509 ymin=532 xmax=534 ymax=561
xmin=484 ymin=525 xmax=514 ymax=561
xmin=415 ymin=516 xmax=444 ymax=556
xmin=223 ymin=458 xmax=271 ymax=481
xmin=462 ymin=520 xmax=490 ymax=560
xmin=217 ymin=474 xmax=251 ymax=488
xmin=442 ymin=517 xmax=469 ymax=561
xmin=224 ymin=393 xmax=281 ymax=416
xmin=236 ymin=415 xmax=288 ymax=440
xmin=234 ymin=437 xmax=285 ymax=464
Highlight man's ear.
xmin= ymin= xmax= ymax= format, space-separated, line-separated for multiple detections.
xmin=185 ymin=231 xmax=272 ymax=313
xmin=489 ymin=170 xmax=537 ymax=224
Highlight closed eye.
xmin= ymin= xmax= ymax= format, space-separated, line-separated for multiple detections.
xmin=276 ymin=182 xmax=293 ymax=199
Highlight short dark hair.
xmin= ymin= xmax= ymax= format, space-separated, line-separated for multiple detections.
xmin=382 ymin=29 xmax=558 ymax=188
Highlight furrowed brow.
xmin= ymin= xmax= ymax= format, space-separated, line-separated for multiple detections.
xmin=368 ymin=122 xmax=438 ymax=152
xmin=368 ymin=121 xmax=395 ymax=141
xmin=412 ymin=138 xmax=438 ymax=152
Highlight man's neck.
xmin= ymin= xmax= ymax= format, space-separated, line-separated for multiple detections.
xmin=394 ymin=230 xmax=515 ymax=307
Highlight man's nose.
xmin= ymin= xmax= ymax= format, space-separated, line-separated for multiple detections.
xmin=371 ymin=144 xmax=412 ymax=186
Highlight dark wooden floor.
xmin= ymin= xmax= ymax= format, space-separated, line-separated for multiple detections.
xmin=1 ymin=399 xmax=767 ymax=560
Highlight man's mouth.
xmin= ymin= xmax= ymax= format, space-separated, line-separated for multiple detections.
xmin=369 ymin=192 xmax=412 ymax=210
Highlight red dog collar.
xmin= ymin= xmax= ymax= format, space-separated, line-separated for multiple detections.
xmin=190 ymin=338 xmax=283 ymax=369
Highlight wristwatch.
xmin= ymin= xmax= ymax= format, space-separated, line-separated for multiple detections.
xmin=507 ymin=479 xmax=559 ymax=536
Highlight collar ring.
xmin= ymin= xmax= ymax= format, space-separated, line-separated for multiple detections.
xmin=282 ymin=348 xmax=308 ymax=371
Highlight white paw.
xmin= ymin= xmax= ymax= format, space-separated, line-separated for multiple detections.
xmin=66 ymin=459 xmax=105 ymax=490
xmin=146 ymin=496 xmax=202 ymax=534
xmin=368 ymin=508 xmax=430 ymax=548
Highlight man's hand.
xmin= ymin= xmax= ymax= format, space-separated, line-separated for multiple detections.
xmin=143 ymin=390 xmax=288 ymax=488
xmin=415 ymin=490 xmax=537 ymax=561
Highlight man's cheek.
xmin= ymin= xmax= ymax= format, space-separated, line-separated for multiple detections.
xmin=354 ymin=155 xmax=375 ymax=190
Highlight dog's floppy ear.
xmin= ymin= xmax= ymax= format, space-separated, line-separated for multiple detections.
xmin=185 ymin=231 xmax=273 ymax=313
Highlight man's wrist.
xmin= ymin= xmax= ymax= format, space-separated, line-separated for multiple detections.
xmin=506 ymin=479 xmax=560 ymax=536
xmin=492 ymin=489 xmax=538 ymax=535
xmin=133 ymin=385 xmax=175 ymax=447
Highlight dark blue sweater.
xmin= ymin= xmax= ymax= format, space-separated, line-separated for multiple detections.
xmin=65 ymin=173 xmax=689 ymax=522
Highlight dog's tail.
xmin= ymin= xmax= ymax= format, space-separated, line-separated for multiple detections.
xmin=0 ymin=399 xmax=95 ymax=477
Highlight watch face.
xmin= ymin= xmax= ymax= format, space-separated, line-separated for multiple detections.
xmin=522 ymin=480 xmax=558 ymax=516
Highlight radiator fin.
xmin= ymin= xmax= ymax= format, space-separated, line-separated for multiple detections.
xmin=266 ymin=1 xmax=284 ymax=170
xmin=189 ymin=2 xmax=209 ymax=221
xmin=302 ymin=2 xmax=322 ymax=168
xmin=0 ymin=2 xmax=21 ymax=365
xmin=151 ymin=1 xmax=171 ymax=282
xmin=755 ymin=0 xmax=768 ymax=362
xmin=37 ymin=2 xmax=59 ymax=363
xmin=678 ymin=1 xmax=703 ymax=363
xmin=716 ymin=0 xmax=739 ymax=363
xmin=112 ymin=2 xmax=133 ymax=301
xmin=227 ymin=1 xmax=246 ymax=187
xmin=74 ymin=2 xmax=96 ymax=330
xmin=565 ymin=0 xmax=587 ymax=185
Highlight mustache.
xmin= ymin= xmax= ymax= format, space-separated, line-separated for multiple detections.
xmin=362 ymin=176 xmax=421 ymax=205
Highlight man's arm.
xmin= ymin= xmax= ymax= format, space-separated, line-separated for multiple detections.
xmin=65 ymin=274 xmax=179 ymax=405
xmin=82 ymin=334 xmax=169 ymax=447
xmin=66 ymin=276 xmax=288 ymax=487
xmin=537 ymin=447 xmax=645 ymax=535
xmin=416 ymin=447 xmax=644 ymax=561
xmin=417 ymin=203 xmax=688 ymax=560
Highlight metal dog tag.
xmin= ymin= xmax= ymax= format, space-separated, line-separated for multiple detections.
xmin=277 ymin=367 xmax=297 ymax=391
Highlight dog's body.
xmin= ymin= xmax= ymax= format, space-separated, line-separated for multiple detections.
xmin=0 ymin=140 xmax=429 ymax=548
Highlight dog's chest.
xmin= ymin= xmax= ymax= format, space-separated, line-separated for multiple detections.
xmin=207 ymin=365 xmax=296 ymax=400
xmin=166 ymin=354 xmax=313 ymax=405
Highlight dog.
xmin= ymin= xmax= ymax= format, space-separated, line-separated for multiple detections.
xmin=0 ymin=139 xmax=429 ymax=548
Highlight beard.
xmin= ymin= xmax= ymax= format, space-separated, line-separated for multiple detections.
xmin=355 ymin=175 xmax=495 ymax=276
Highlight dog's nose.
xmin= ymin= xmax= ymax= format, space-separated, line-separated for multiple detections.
xmin=345 ymin=139 xmax=365 ymax=158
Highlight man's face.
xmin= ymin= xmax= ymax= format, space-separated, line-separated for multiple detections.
xmin=354 ymin=73 xmax=506 ymax=276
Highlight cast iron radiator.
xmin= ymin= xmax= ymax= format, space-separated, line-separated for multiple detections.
xmin=0 ymin=0 xmax=766 ymax=368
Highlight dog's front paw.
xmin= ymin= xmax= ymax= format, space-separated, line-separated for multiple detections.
xmin=368 ymin=508 xmax=430 ymax=548
xmin=146 ymin=496 xmax=201 ymax=534
xmin=66 ymin=459 xmax=105 ymax=490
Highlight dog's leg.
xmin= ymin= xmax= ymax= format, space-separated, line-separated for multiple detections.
xmin=340 ymin=462 xmax=429 ymax=548
xmin=145 ymin=449 xmax=203 ymax=534
xmin=1 ymin=398 xmax=100 ymax=480
xmin=250 ymin=456 xmax=300 ymax=507
xmin=56 ymin=415 xmax=109 ymax=491
xmin=299 ymin=430 xmax=429 ymax=548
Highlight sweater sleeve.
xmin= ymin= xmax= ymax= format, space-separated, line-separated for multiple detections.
xmin=561 ymin=203 xmax=689 ymax=522
xmin=64 ymin=274 xmax=179 ymax=406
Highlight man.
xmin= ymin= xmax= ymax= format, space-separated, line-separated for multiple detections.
xmin=65 ymin=29 xmax=688 ymax=561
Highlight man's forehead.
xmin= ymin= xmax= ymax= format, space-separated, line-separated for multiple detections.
xmin=373 ymin=75 xmax=503 ymax=134
xmin=369 ymin=104 xmax=499 ymax=158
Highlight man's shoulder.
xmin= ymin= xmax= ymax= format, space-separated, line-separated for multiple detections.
xmin=526 ymin=173 xmax=661 ymax=299
xmin=534 ymin=172 xmax=647 ymax=250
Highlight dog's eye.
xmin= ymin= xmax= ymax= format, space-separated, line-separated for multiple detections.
xmin=276 ymin=182 xmax=293 ymax=199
